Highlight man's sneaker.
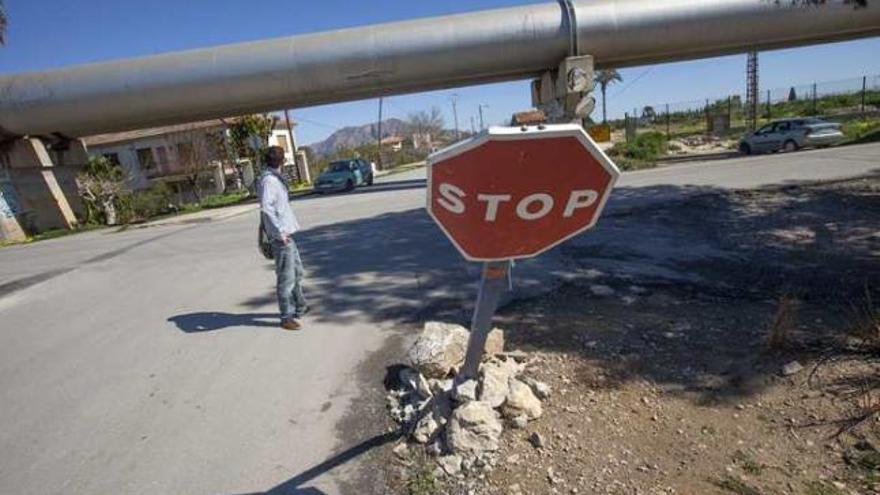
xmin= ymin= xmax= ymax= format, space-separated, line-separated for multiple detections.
xmin=281 ymin=319 xmax=302 ymax=331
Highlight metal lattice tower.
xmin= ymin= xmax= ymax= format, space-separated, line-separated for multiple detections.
xmin=746 ymin=51 xmax=759 ymax=131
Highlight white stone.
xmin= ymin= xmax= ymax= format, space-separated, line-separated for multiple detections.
xmin=407 ymin=321 xmax=470 ymax=378
xmin=479 ymin=358 xmax=523 ymax=408
xmin=485 ymin=328 xmax=505 ymax=356
xmin=446 ymin=401 xmax=503 ymax=455
xmin=412 ymin=414 xmax=440 ymax=444
xmin=502 ymin=379 xmax=543 ymax=420
xmin=407 ymin=322 xmax=506 ymax=378
xmin=510 ymin=415 xmax=529 ymax=429
xmin=454 ymin=379 xmax=479 ymax=403
xmin=392 ymin=442 xmax=409 ymax=459
xmin=437 ymin=454 xmax=463 ymax=476
xmin=523 ymin=377 xmax=551 ymax=399
xmin=782 ymin=361 xmax=804 ymax=376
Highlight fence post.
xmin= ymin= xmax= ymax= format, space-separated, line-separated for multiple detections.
xmin=812 ymin=82 xmax=817 ymax=115
xmin=862 ymin=75 xmax=868 ymax=115
xmin=705 ymin=98 xmax=710 ymax=135
xmin=665 ymin=103 xmax=670 ymax=140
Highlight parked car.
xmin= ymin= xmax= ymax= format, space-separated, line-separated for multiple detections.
xmin=313 ymin=158 xmax=374 ymax=193
xmin=738 ymin=117 xmax=844 ymax=155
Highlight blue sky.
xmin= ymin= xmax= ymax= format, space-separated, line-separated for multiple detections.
xmin=2 ymin=0 xmax=879 ymax=145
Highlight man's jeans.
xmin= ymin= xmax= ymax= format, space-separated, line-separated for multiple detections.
xmin=273 ymin=238 xmax=307 ymax=322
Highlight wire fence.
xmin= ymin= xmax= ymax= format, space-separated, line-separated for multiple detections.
xmin=616 ymin=74 xmax=880 ymax=142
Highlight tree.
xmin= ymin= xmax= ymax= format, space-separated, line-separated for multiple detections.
xmin=76 ymin=156 xmax=127 ymax=226
xmin=642 ymin=105 xmax=657 ymax=121
xmin=170 ymin=126 xmax=225 ymax=204
xmin=407 ymin=107 xmax=445 ymax=149
xmin=595 ymin=69 xmax=623 ymax=124
xmin=1 ymin=0 xmax=7 ymax=46
xmin=225 ymin=113 xmax=277 ymax=191
xmin=788 ymin=87 xmax=798 ymax=102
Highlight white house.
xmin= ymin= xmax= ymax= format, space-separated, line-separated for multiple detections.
xmin=83 ymin=117 xmax=308 ymax=197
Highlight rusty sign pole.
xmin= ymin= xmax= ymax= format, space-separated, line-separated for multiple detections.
xmin=459 ymin=261 xmax=511 ymax=379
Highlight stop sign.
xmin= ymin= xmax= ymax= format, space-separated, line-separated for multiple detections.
xmin=427 ymin=124 xmax=619 ymax=261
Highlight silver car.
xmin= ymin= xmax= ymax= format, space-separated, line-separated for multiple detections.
xmin=738 ymin=118 xmax=844 ymax=155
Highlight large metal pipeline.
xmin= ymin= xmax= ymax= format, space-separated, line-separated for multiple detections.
xmin=1 ymin=0 xmax=878 ymax=138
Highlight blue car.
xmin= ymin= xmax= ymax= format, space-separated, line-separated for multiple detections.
xmin=314 ymin=158 xmax=375 ymax=193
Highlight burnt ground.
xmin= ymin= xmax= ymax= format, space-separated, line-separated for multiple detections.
xmin=475 ymin=173 xmax=880 ymax=495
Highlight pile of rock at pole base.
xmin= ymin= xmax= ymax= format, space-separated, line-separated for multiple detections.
xmin=386 ymin=321 xmax=550 ymax=480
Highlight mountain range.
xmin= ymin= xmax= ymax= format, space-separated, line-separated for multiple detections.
xmin=306 ymin=118 xmax=409 ymax=156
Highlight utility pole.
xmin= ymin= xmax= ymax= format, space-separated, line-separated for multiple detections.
xmin=450 ymin=94 xmax=461 ymax=141
xmin=377 ymin=97 xmax=384 ymax=170
xmin=478 ymin=104 xmax=489 ymax=130
xmin=812 ymin=83 xmax=818 ymax=115
xmin=665 ymin=103 xmax=670 ymax=140
xmin=862 ymin=75 xmax=868 ymax=114
xmin=746 ymin=51 xmax=759 ymax=131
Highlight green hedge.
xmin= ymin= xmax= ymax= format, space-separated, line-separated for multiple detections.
xmin=608 ymin=131 xmax=668 ymax=170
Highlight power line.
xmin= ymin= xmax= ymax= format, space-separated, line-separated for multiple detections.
xmin=294 ymin=116 xmax=343 ymax=131
xmin=612 ymin=67 xmax=654 ymax=98
xmin=449 ymin=94 xmax=460 ymax=140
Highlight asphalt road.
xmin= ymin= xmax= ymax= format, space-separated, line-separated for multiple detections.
xmin=1 ymin=143 xmax=878 ymax=494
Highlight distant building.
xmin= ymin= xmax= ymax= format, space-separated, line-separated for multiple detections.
xmin=83 ymin=117 xmax=306 ymax=196
xmin=380 ymin=135 xmax=406 ymax=152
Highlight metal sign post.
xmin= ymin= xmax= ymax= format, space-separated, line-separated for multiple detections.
xmin=459 ymin=261 xmax=511 ymax=379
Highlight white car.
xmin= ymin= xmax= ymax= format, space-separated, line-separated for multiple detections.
xmin=738 ymin=118 xmax=844 ymax=155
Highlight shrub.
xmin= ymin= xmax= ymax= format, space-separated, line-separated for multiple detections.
xmin=117 ymin=183 xmax=175 ymax=224
xmin=608 ymin=131 xmax=668 ymax=170
xmin=841 ymin=118 xmax=880 ymax=142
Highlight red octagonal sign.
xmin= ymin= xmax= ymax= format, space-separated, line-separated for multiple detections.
xmin=427 ymin=124 xmax=620 ymax=261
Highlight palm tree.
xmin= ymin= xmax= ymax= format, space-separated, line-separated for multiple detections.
xmin=0 ymin=0 xmax=7 ymax=46
xmin=595 ymin=69 xmax=623 ymax=123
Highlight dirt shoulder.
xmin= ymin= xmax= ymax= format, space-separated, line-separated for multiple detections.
xmin=476 ymin=173 xmax=880 ymax=494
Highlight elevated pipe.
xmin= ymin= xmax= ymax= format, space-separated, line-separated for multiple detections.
xmin=1 ymin=0 xmax=878 ymax=138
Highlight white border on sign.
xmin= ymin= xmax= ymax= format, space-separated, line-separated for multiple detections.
xmin=425 ymin=123 xmax=621 ymax=262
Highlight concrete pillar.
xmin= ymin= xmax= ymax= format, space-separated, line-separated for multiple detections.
xmin=295 ymin=150 xmax=311 ymax=184
xmin=47 ymin=140 xmax=87 ymax=218
xmin=211 ymin=163 xmax=225 ymax=195
xmin=0 ymin=167 xmax=28 ymax=242
xmin=241 ymin=161 xmax=256 ymax=189
xmin=0 ymin=138 xmax=84 ymax=241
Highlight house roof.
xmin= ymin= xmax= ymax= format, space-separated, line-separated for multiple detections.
xmin=380 ymin=135 xmax=406 ymax=145
xmin=83 ymin=115 xmax=295 ymax=147
xmin=82 ymin=119 xmax=228 ymax=147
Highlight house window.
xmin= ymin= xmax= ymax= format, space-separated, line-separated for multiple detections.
xmin=102 ymin=153 xmax=121 ymax=166
xmin=176 ymin=142 xmax=195 ymax=168
xmin=136 ymin=148 xmax=156 ymax=170
xmin=155 ymin=147 xmax=168 ymax=167
xmin=276 ymin=135 xmax=289 ymax=154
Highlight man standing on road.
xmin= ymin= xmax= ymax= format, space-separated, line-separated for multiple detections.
xmin=258 ymin=146 xmax=309 ymax=331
